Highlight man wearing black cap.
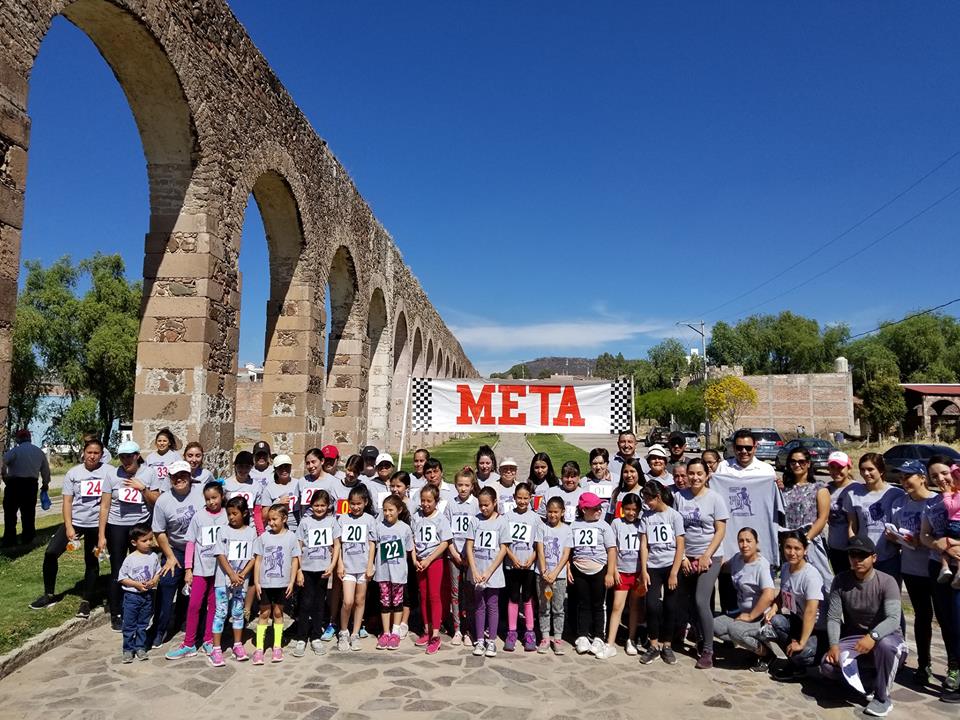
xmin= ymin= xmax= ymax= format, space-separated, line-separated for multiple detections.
xmin=666 ymin=431 xmax=687 ymax=473
xmin=358 ymin=446 xmax=379 ymax=484
xmin=2 ymin=429 xmax=51 ymax=546
xmin=820 ymin=536 xmax=906 ymax=717
xmin=250 ymin=441 xmax=273 ymax=486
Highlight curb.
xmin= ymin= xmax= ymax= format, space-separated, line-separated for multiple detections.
xmin=0 ymin=607 xmax=109 ymax=680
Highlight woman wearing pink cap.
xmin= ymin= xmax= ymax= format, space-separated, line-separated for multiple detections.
xmin=569 ymin=491 xmax=616 ymax=657
xmin=825 ymin=451 xmax=856 ymax=573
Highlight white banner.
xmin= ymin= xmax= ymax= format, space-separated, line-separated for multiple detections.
xmin=408 ymin=378 xmax=632 ymax=434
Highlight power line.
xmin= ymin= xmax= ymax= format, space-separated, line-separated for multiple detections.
xmin=848 ymin=297 xmax=960 ymax=340
xmin=725 ymin=180 xmax=960 ymax=318
xmin=701 ymin=148 xmax=960 ymax=319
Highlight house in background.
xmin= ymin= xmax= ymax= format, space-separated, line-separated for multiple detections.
xmin=901 ymin=383 xmax=960 ymax=440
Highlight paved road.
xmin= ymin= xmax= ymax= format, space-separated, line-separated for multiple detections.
xmin=0 ymin=615 xmax=953 ymax=720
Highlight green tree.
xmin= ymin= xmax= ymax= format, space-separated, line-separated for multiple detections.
xmin=860 ymin=375 xmax=907 ymax=440
xmin=626 ymin=359 xmax=658 ymax=394
xmin=876 ymin=313 xmax=956 ymax=383
xmin=7 ymin=301 xmax=47 ymax=437
xmin=635 ymin=387 xmax=704 ymax=428
xmin=647 ymin=339 xmax=688 ymax=389
xmin=845 ymin=337 xmax=900 ymax=394
xmin=536 ymin=369 xmax=552 ymax=379
xmin=595 ymin=352 xmax=628 ymax=379
xmin=703 ymin=376 xmax=758 ymax=437
xmin=44 ymin=395 xmax=99 ymax=458
xmin=705 ymin=321 xmax=745 ymax=369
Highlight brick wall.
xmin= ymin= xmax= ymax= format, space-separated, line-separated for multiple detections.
xmin=738 ymin=372 xmax=857 ymax=435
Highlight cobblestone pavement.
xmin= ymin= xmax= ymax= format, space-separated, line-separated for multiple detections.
xmin=0 ymin=620 xmax=955 ymax=720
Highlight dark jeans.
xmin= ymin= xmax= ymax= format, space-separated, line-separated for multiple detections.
xmin=122 ymin=591 xmax=154 ymax=653
xmin=43 ymin=524 xmax=99 ymax=600
xmin=3 ymin=478 xmax=38 ymax=544
xmin=904 ymin=572 xmax=936 ymax=667
xmin=105 ymin=523 xmax=133 ymax=619
xmin=149 ymin=545 xmax=185 ymax=646
xmin=296 ymin=570 xmax=329 ymax=641
xmin=930 ymin=560 xmax=960 ymax=666
xmin=768 ymin=613 xmax=817 ymax=667
xmin=828 ymin=548 xmax=850 ymax=575
xmin=646 ymin=566 xmax=680 ymax=643
xmin=571 ymin=565 xmax=607 ymax=639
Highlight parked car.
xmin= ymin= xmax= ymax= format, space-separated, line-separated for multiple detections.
xmin=724 ymin=428 xmax=785 ymax=463
xmin=645 ymin=426 xmax=671 ymax=446
xmin=683 ymin=431 xmax=701 ymax=453
xmin=775 ymin=437 xmax=838 ymax=473
xmin=882 ymin=444 xmax=960 ymax=485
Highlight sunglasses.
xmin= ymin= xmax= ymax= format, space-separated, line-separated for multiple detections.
xmin=734 ymin=445 xmax=755 ymax=452
xmin=847 ymin=550 xmax=871 ymax=560
xmin=789 ymin=459 xmax=809 ymax=466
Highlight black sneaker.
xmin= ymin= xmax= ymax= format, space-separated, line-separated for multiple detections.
xmin=29 ymin=594 xmax=58 ymax=610
xmin=76 ymin=601 xmax=91 ymax=619
xmin=111 ymin=615 xmax=123 ymax=632
xmin=639 ymin=645 xmax=661 ymax=665
xmin=771 ymin=663 xmax=805 ymax=682
xmin=749 ymin=656 xmax=770 ymax=673
xmin=660 ymin=646 xmax=678 ymax=665
xmin=913 ymin=665 xmax=932 ymax=686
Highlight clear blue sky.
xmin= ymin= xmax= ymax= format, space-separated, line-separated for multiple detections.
xmin=22 ymin=1 xmax=960 ymax=375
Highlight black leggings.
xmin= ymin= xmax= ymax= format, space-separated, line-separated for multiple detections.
xmin=828 ymin=548 xmax=850 ymax=575
xmin=296 ymin=570 xmax=329 ymax=641
xmin=43 ymin=525 xmax=99 ymax=600
xmin=505 ymin=568 xmax=536 ymax=604
xmin=904 ymin=572 xmax=935 ymax=667
xmin=571 ymin=565 xmax=607 ymax=639
xmin=105 ymin=523 xmax=132 ymax=619
xmin=645 ymin=566 xmax=680 ymax=643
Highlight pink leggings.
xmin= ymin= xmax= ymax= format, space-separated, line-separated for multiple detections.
xmin=184 ymin=574 xmax=216 ymax=647
xmin=418 ymin=560 xmax=444 ymax=633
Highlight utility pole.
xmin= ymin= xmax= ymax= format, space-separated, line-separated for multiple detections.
xmin=677 ymin=320 xmax=709 ymax=441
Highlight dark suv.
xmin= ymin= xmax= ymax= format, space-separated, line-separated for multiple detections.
xmin=645 ymin=426 xmax=671 ymax=446
xmin=724 ymin=428 xmax=785 ymax=463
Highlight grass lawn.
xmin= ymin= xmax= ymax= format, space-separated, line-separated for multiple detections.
xmin=398 ymin=434 xmax=499 ymax=477
xmin=526 ymin=434 xmax=590 ymax=472
xmin=0 ymin=514 xmax=106 ymax=655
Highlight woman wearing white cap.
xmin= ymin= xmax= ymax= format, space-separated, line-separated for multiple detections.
xmin=257 ymin=455 xmax=300 ymax=531
xmin=97 ymin=440 xmax=155 ymax=630
xmin=825 ymin=451 xmax=856 ymax=573
xmin=492 ymin=458 xmax=520 ymax=514
xmin=645 ymin=445 xmax=674 ymax=487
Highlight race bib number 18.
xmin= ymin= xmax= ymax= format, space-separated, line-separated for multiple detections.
xmin=453 ymin=515 xmax=471 ymax=535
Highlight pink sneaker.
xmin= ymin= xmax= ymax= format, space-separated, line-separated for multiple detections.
xmin=252 ymin=649 xmax=264 ymax=665
xmin=387 ymin=633 xmax=400 ymax=650
xmin=208 ymin=647 xmax=225 ymax=667
xmin=426 ymin=636 xmax=441 ymax=655
xmin=376 ymin=633 xmax=390 ymax=650
xmin=232 ymin=644 xmax=249 ymax=662
xmin=271 ymin=647 xmax=283 ymax=663
xmin=414 ymin=634 xmax=430 ymax=647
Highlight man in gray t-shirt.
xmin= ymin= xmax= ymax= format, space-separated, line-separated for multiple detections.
xmin=820 ymin=537 xmax=906 ymax=717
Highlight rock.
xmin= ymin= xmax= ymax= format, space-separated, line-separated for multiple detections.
xmin=405 ymin=700 xmax=451 ymax=712
xmin=703 ymin=695 xmax=733 ymax=709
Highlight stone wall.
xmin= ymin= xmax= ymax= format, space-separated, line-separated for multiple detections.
xmin=0 ymin=0 xmax=477 ymax=472
xmin=739 ymin=372 xmax=857 ymax=436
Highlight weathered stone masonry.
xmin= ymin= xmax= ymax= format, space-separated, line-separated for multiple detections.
xmin=0 ymin=0 xmax=476 ymax=471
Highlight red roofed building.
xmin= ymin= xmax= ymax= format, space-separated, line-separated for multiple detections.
xmin=901 ymin=384 xmax=960 ymax=438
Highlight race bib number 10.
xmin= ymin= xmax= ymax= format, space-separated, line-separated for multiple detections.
xmin=199 ymin=525 xmax=222 ymax=547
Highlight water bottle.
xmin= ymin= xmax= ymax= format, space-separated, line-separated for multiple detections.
xmin=95 ymin=546 xmax=109 ymax=564
xmin=544 ymin=585 xmax=554 ymax=601
xmin=67 ymin=535 xmax=81 ymax=552
xmin=39 ymin=490 xmax=51 ymax=511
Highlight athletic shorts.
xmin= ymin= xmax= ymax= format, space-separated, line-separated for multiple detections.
xmin=616 ymin=571 xmax=638 ymax=592
xmin=259 ymin=587 xmax=287 ymax=604
xmin=379 ymin=581 xmax=405 ymax=608
xmin=342 ymin=572 xmax=368 ymax=584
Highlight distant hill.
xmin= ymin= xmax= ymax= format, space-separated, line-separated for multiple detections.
xmin=491 ymin=356 xmax=596 ymax=379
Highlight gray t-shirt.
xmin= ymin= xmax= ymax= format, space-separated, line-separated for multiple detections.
xmin=489 ymin=481 xmax=519 ymax=515
xmin=779 ymin=561 xmax=826 ymax=629
xmin=581 ymin=478 xmax=617 ymax=518
xmin=542 ymin=485 xmax=584 ymax=523
xmin=361 ymin=477 xmax=391 ymax=516
xmin=297 ymin=514 xmax=340 ymax=573
xmin=144 ymin=450 xmax=183 ymax=491
xmin=259 ymin=481 xmax=300 ymax=532
xmin=214 ymin=524 xmax=257 ymax=587
xmin=339 ymin=513 xmax=379 ymax=575
xmin=891 ymin=494 xmax=940 ymax=577
xmin=223 ymin=476 xmax=262 ymax=509
xmin=673 ymin=487 xmax=729 ymax=558
xmin=827 ymin=482 xmax=857 ymax=550
xmin=62 ymin=463 xmax=113 ymax=528
xmin=538 ymin=521 xmax=573 ymax=576
xmin=151 ymin=486 xmax=204 ymax=549
xmin=374 ymin=519 xmax=414 ymax=583
xmin=640 ymin=507 xmax=686 ymax=569
xmin=503 ymin=509 xmax=542 ymax=568
xmin=469 ymin=514 xmax=510 ymax=588
xmin=444 ymin=495 xmax=479 ymax=553
xmin=185 ymin=508 xmax=228 ymax=577
xmin=254 ymin=529 xmax=301 ymax=589
xmin=118 ymin=551 xmax=161 ymax=593
xmin=411 ymin=509 xmax=453 ymax=559
xmin=728 ymin=553 xmax=775 ymax=614
xmin=249 ymin=466 xmax=273 ymax=486
xmin=296 ymin=474 xmax=336 ymax=519
xmin=569 ymin=518 xmax=617 ymax=571
xmin=611 ymin=517 xmax=642 ymax=574
xmin=922 ymin=494 xmax=949 ymax=563
xmin=104 ymin=465 xmax=154 ymax=526
xmin=842 ymin=484 xmax=906 ymax=562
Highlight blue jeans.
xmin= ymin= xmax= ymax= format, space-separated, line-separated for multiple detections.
xmin=769 ymin=613 xmax=817 ymax=667
xmin=149 ymin=545 xmax=185 ymax=645
xmin=122 ymin=591 xmax=154 ymax=653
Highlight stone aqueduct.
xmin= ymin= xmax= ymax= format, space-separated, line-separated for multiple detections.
xmin=0 ymin=0 xmax=477 ymax=470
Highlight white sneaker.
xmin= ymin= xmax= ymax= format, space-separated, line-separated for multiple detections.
xmin=462 ymin=633 xmax=472 ymax=647
xmin=292 ymin=640 xmax=306 ymax=657
xmin=337 ymin=631 xmax=350 ymax=652
xmin=311 ymin=639 xmax=326 ymax=656
xmin=575 ymin=636 xmax=591 ymax=655
xmin=625 ymin=639 xmax=638 ymax=656
xmin=397 ymin=623 xmax=409 ymax=640
xmin=484 ymin=639 xmax=497 ymax=658
xmin=589 ymin=637 xmax=605 ymax=657
xmin=451 ymin=631 xmax=463 ymax=646
xmin=472 ymin=640 xmax=486 ymax=656
xmin=596 ymin=643 xmax=617 ymax=659
xmin=350 ymin=634 xmax=362 ymax=651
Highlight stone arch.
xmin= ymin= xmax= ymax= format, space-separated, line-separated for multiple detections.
xmin=323 ymin=245 xmax=364 ymax=447
xmin=365 ymin=287 xmax=390 ymax=445
xmin=425 ymin=338 xmax=435 ymax=377
xmin=393 ymin=311 xmax=408 ymax=372
xmin=411 ymin=327 xmax=425 ymax=376
xmin=387 ymin=309 xmax=411 ymax=450
xmin=436 ymin=349 xmax=445 ymax=378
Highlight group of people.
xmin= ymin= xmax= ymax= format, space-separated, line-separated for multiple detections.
xmin=18 ymin=427 xmax=960 ymax=716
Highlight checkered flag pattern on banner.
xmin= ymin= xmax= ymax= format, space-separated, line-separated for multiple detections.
xmin=609 ymin=378 xmax=632 ymax=433
xmin=411 ymin=378 xmax=433 ymax=431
